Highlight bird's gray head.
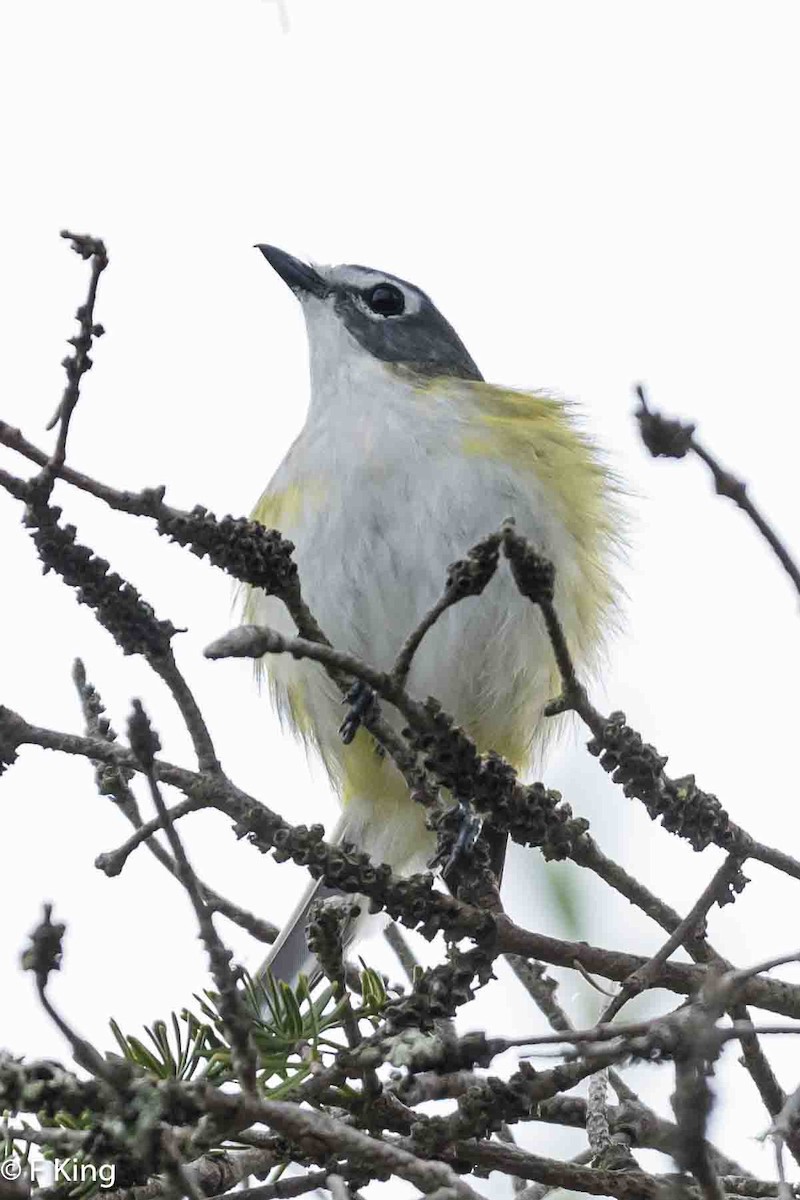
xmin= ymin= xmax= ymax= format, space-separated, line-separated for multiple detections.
xmin=257 ymin=245 xmax=482 ymax=382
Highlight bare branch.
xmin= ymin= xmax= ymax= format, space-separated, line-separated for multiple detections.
xmin=72 ymin=660 xmax=273 ymax=939
xmin=635 ymin=384 xmax=800 ymax=600
xmin=127 ymin=699 xmax=258 ymax=1093
xmin=598 ymin=854 xmax=747 ymax=1023
xmin=586 ymin=1069 xmax=612 ymax=1156
xmin=37 ymin=231 xmax=108 ymax=496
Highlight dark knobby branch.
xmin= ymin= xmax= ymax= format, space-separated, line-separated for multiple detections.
xmin=9 ymin=456 xmax=221 ymax=774
xmin=5 ymin=695 xmax=800 ymax=1024
xmin=204 ymin=623 xmax=589 ymax=868
xmin=306 ymin=897 xmax=366 ymax=1049
xmin=204 ymin=597 xmax=800 ymax=895
xmin=77 ymin=734 xmax=800 ymax=1013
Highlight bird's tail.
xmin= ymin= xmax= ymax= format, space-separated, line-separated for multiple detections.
xmin=256 ymin=815 xmax=362 ymax=992
xmin=256 ymin=873 xmax=342 ymax=990
xmin=255 ymin=786 xmax=441 ymax=994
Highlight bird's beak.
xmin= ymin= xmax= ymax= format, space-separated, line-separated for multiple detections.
xmin=255 ymin=244 xmax=328 ymax=299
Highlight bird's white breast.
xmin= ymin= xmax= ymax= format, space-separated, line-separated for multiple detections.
xmin=247 ymin=313 xmax=595 ymax=866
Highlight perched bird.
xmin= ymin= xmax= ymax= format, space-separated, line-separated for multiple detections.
xmin=244 ymin=246 xmax=623 ymax=984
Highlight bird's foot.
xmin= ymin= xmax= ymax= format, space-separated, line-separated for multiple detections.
xmin=428 ymin=799 xmax=484 ymax=876
xmin=339 ymin=681 xmax=378 ymax=744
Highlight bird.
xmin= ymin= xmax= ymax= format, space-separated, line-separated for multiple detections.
xmin=243 ymin=245 xmax=624 ymax=986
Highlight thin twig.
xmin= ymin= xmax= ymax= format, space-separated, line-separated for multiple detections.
xmin=635 ymin=384 xmax=800 ymax=599
xmin=128 ymin=700 xmax=258 ymax=1094
xmin=36 ymin=231 xmax=108 ymax=497
xmin=72 ymin=659 xmax=277 ymax=943
xmin=598 ymin=854 xmax=746 ymax=1024
xmin=149 ymin=651 xmax=221 ymax=774
xmin=22 ymin=907 xmax=117 ymax=1084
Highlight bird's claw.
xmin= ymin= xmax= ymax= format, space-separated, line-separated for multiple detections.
xmin=339 ymin=681 xmax=377 ymax=744
xmin=428 ymin=800 xmax=484 ymax=876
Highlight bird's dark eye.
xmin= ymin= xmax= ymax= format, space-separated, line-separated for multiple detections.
xmin=365 ymin=283 xmax=405 ymax=317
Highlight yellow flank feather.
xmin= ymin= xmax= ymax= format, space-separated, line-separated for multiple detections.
xmin=284 ymin=678 xmax=313 ymax=737
xmin=474 ymin=719 xmax=534 ymax=773
xmin=242 ymin=479 xmax=326 ymax=629
xmin=457 ymin=382 xmax=623 ymax=663
xmin=340 ymin=731 xmax=407 ymax=808
xmin=251 ymin=481 xmax=321 ymax=530
xmin=241 ymin=485 xmax=320 ymax=718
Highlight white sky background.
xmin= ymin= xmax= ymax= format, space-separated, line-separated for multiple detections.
xmin=2 ymin=0 xmax=800 ymax=1185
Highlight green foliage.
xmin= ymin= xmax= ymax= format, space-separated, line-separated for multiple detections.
xmin=108 ymin=967 xmax=388 ymax=1097
xmin=109 ymin=1008 xmax=224 ymax=1083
